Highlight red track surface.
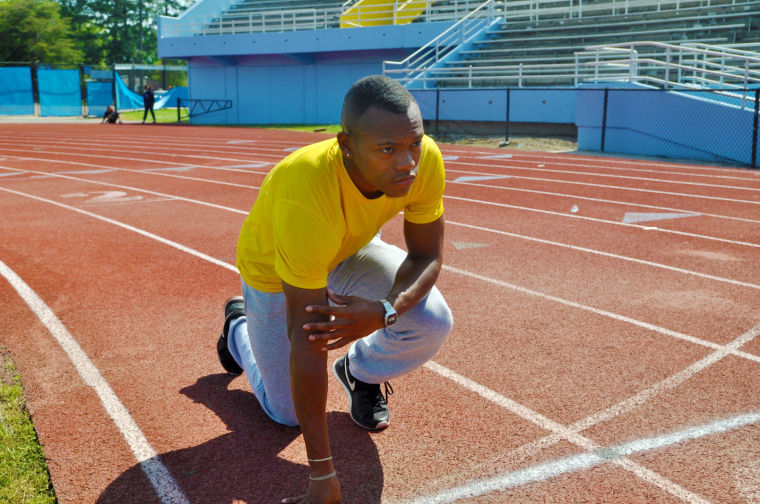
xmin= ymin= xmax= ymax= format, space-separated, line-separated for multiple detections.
xmin=1 ymin=123 xmax=759 ymax=504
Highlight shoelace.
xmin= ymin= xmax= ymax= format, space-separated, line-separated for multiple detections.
xmin=373 ymin=382 xmax=394 ymax=413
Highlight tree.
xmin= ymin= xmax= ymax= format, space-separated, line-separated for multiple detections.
xmin=58 ymin=0 xmax=193 ymax=65
xmin=0 ymin=0 xmax=83 ymax=65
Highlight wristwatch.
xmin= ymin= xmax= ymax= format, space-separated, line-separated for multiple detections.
xmin=379 ymin=299 xmax=398 ymax=327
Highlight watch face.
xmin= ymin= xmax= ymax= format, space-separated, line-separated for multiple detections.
xmin=386 ymin=312 xmax=398 ymax=326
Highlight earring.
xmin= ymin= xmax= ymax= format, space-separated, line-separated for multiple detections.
xmin=345 ymin=152 xmax=351 ymax=158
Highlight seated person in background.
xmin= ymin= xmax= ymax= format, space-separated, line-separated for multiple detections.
xmin=102 ymin=105 xmax=122 ymax=124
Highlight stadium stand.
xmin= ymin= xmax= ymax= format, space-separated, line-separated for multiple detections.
xmin=427 ymin=0 xmax=760 ymax=87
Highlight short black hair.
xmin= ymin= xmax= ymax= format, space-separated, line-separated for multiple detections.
xmin=341 ymin=75 xmax=415 ymax=133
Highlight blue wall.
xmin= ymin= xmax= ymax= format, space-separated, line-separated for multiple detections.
xmin=187 ymin=51 xmax=408 ymax=124
xmin=411 ymin=88 xmax=577 ymax=124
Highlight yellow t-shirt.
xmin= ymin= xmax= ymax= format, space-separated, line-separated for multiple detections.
xmin=236 ymin=135 xmax=445 ymax=292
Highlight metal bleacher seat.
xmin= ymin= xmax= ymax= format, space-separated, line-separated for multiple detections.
xmin=434 ymin=0 xmax=759 ymax=87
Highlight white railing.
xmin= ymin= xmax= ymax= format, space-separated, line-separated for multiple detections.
xmin=499 ymin=0 xmax=742 ymax=24
xmin=385 ymin=41 xmax=760 ymax=105
xmin=161 ymin=1 xmax=485 ymax=38
xmin=383 ymin=0 xmax=502 ymax=87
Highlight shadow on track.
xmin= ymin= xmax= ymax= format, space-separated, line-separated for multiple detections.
xmin=96 ymin=374 xmax=384 ymax=503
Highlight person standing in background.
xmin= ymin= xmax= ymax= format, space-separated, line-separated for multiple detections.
xmin=142 ymin=85 xmax=156 ymax=124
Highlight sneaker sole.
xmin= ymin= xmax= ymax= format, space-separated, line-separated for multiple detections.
xmin=332 ymin=357 xmax=389 ymax=431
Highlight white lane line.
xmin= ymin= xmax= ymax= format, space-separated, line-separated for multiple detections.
xmin=0 ymin=165 xmax=252 ymax=214
xmin=447 ymin=179 xmax=760 ymax=224
xmin=0 ymin=142 xmax=283 ymax=165
xmin=3 ymin=185 xmax=753 ymax=504
xmin=444 ymin=194 xmax=760 ymax=249
xmin=448 ymin=161 xmax=760 ymax=192
xmin=4 ymin=143 xmax=758 ymax=206
xmin=446 ymin=220 xmax=760 ymax=290
xmin=0 ymin=186 xmax=238 ymax=273
xmin=403 ymin=401 xmax=760 ymax=503
xmin=447 ymin=155 xmax=760 ymax=186
xmin=446 ymin=167 xmax=760 ymax=206
xmin=5 ymin=161 xmax=757 ymax=290
xmin=478 ymin=323 xmax=760 ymax=472
xmin=420 ymin=362 xmax=713 ymax=504
xmin=0 ymin=260 xmax=191 ymax=504
xmin=1 ymin=179 xmax=756 ymax=363
xmin=442 ymin=264 xmax=760 ymax=363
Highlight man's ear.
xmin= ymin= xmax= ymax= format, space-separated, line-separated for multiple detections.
xmin=337 ymin=131 xmax=352 ymax=157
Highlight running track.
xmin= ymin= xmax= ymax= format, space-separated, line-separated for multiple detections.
xmin=1 ymin=123 xmax=759 ymax=504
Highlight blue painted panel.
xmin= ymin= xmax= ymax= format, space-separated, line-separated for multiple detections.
xmin=0 ymin=67 xmax=33 ymax=115
xmin=271 ymin=66 xmax=306 ymax=123
xmin=38 ymin=69 xmax=81 ymax=116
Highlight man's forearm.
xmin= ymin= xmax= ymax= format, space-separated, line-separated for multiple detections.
xmin=289 ymin=337 xmax=333 ymax=461
xmin=385 ymin=253 xmax=442 ymax=316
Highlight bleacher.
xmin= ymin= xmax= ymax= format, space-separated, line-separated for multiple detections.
xmin=197 ymin=0 xmax=470 ymax=36
xmin=428 ymin=0 xmax=760 ymax=87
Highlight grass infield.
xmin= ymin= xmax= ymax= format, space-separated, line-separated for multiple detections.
xmin=0 ymin=348 xmax=56 ymax=504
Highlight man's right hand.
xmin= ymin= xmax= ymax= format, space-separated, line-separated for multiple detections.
xmin=282 ymin=476 xmax=342 ymax=503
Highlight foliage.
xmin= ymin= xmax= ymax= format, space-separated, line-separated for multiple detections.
xmin=58 ymin=0 xmax=193 ymax=65
xmin=0 ymin=0 xmax=83 ymax=65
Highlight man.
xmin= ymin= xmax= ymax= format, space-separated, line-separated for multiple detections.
xmin=217 ymin=75 xmax=453 ymax=504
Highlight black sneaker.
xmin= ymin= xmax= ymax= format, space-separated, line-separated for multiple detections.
xmin=216 ymin=296 xmax=245 ymax=375
xmin=333 ymin=355 xmax=393 ymax=431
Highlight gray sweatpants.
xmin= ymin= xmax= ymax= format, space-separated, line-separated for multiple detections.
xmin=227 ymin=236 xmax=453 ymax=426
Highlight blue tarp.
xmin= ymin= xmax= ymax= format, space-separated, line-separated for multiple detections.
xmin=87 ymin=81 xmax=114 ymax=117
xmin=38 ymin=68 xmax=81 ymax=116
xmin=115 ymin=72 xmax=187 ymax=110
xmin=0 ymin=67 xmax=34 ymax=115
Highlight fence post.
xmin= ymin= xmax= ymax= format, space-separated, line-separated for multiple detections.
xmin=435 ymin=88 xmax=440 ymax=137
xmin=601 ymin=88 xmax=609 ymax=152
xmin=505 ymin=87 xmax=510 ymax=145
xmin=752 ymin=89 xmax=759 ymax=169
xmin=79 ymin=65 xmax=87 ymax=117
xmin=177 ymin=97 xmax=181 ymax=123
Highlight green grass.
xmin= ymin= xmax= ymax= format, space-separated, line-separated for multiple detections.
xmin=0 ymin=349 xmax=56 ymax=504
xmin=258 ymin=124 xmax=342 ymax=133
xmin=119 ymin=108 xmax=189 ymax=124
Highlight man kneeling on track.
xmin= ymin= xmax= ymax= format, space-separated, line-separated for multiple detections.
xmin=215 ymin=75 xmax=453 ymax=503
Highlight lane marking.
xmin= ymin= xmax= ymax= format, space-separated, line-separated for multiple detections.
xmin=420 ymin=361 xmax=713 ymax=504
xmin=0 ymin=260 xmax=191 ymax=504
xmin=490 ymin=323 xmax=760 ymax=473
xmin=445 ymin=158 xmax=760 ymax=191
xmin=446 ymin=220 xmax=760 ymax=290
xmin=403 ymin=401 xmax=760 ymax=503
xmin=453 ymin=175 xmax=510 ymax=183
xmin=446 ymin=167 xmax=760 ymax=206
xmin=476 ymin=154 xmax=513 ymax=159
xmin=446 ymin=179 xmax=760 ymax=225
xmin=451 ymin=241 xmax=489 ymax=250
xmin=4 ymin=185 xmax=758 ymax=503
xmin=1 ymin=179 xmax=756 ymax=361
xmin=442 ymin=264 xmax=760 ymax=363
xmin=623 ymin=212 xmax=701 ymax=224
xmin=444 ymin=193 xmax=760 ymax=249
xmin=0 ymin=186 xmax=239 ymax=272
xmin=0 ymin=165 xmax=251 ymax=215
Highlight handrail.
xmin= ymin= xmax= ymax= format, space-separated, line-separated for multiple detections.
xmin=382 ymin=0 xmax=499 ymax=87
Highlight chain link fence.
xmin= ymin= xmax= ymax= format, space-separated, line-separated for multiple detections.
xmin=412 ymin=86 xmax=759 ymax=169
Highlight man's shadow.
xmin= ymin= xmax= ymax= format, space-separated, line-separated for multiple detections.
xmin=97 ymin=374 xmax=384 ymax=503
